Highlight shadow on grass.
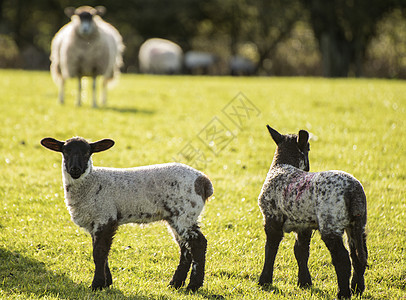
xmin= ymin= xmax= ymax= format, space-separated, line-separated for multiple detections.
xmin=0 ymin=248 xmax=161 ymax=300
xmin=99 ymin=106 xmax=155 ymax=115
xmin=176 ymin=287 xmax=226 ymax=299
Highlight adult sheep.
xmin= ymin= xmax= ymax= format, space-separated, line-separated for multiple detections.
xmin=50 ymin=6 xmax=124 ymax=107
xmin=138 ymin=38 xmax=183 ymax=74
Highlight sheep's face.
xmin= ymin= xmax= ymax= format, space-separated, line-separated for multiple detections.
xmin=62 ymin=138 xmax=92 ymax=179
xmin=41 ymin=136 xmax=115 ymax=180
xmin=267 ymin=125 xmax=310 ymax=171
xmin=77 ymin=11 xmax=96 ymax=36
xmin=65 ymin=6 xmax=106 ymax=37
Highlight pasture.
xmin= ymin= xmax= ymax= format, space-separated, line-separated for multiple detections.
xmin=0 ymin=70 xmax=405 ymax=299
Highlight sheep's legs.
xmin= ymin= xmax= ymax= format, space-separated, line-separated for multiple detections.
xmin=91 ymin=219 xmax=118 ymax=291
xmin=102 ymin=78 xmax=108 ymax=106
xmin=258 ymin=218 xmax=284 ymax=286
xmin=92 ymin=76 xmax=98 ymax=108
xmin=322 ymin=233 xmax=351 ymax=299
xmin=58 ymin=79 xmax=65 ymax=104
xmin=168 ymin=222 xmax=207 ymax=291
xmin=169 ymin=241 xmax=192 ymax=289
xmin=77 ymin=76 xmax=82 ymax=106
xmin=186 ymin=229 xmax=207 ymax=291
xmin=294 ymin=230 xmax=312 ymax=288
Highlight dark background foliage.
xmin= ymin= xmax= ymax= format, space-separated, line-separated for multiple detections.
xmin=0 ymin=0 xmax=405 ymax=77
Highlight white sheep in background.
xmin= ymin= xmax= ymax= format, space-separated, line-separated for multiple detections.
xmin=50 ymin=6 xmax=124 ymax=107
xmin=184 ymin=51 xmax=219 ymax=75
xmin=138 ymin=38 xmax=183 ymax=74
xmin=229 ymin=55 xmax=256 ymax=76
xmin=40 ymin=136 xmax=213 ymax=292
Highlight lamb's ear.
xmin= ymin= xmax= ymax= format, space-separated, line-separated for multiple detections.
xmin=266 ymin=125 xmax=283 ymax=145
xmin=297 ymin=130 xmax=309 ymax=151
xmin=90 ymin=139 xmax=115 ymax=153
xmin=64 ymin=7 xmax=76 ymax=18
xmin=41 ymin=138 xmax=64 ymax=152
xmin=94 ymin=6 xmax=106 ymax=16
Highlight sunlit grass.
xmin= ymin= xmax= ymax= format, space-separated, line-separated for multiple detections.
xmin=0 ymin=70 xmax=405 ymax=299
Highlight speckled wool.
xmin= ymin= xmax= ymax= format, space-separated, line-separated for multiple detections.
xmin=257 ymin=126 xmax=367 ymax=299
xmin=63 ymin=160 xmax=210 ymax=238
xmin=258 ymin=164 xmax=366 ymax=236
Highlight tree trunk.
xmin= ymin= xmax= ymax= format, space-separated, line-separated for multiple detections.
xmin=319 ymin=32 xmax=352 ymax=77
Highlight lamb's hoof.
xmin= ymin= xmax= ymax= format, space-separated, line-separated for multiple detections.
xmin=298 ymin=279 xmax=312 ymax=289
xmin=351 ymin=278 xmax=365 ymax=295
xmin=169 ymin=279 xmax=185 ymax=290
xmin=186 ymin=283 xmax=201 ymax=292
xmin=337 ymin=290 xmax=351 ymax=299
xmin=258 ymin=277 xmax=272 ymax=286
xmin=91 ymin=278 xmax=110 ymax=291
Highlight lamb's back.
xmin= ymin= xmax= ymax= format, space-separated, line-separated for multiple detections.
xmin=93 ymin=163 xmax=207 ymax=223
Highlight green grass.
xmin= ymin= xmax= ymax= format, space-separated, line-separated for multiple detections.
xmin=0 ymin=69 xmax=405 ymax=299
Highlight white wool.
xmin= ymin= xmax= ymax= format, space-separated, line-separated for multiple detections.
xmin=138 ymin=38 xmax=183 ymax=74
xmin=50 ymin=10 xmax=124 ymax=106
xmin=63 ymin=161 xmax=207 ymax=236
xmin=51 ymin=16 xmax=124 ymax=82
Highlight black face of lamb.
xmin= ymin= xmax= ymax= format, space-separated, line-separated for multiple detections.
xmin=267 ymin=125 xmax=310 ymax=171
xmin=62 ymin=139 xmax=92 ymax=179
xmin=41 ymin=136 xmax=115 ymax=180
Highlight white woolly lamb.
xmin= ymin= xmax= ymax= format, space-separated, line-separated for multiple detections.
xmin=50 ymin=6 xmax=124 ymax=107
xmin=138 ymin=38 xmax=183 ymax=74
xmin=40 ymin=136 xmax=213 ymax=292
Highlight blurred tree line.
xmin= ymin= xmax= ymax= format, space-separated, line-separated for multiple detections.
xmin=0 ymin=0 xmax=405 ymax=78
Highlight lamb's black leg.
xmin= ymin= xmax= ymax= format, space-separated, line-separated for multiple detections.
xmin=186 ymin=229 xmax=207 ymax=292
xmin=258 ymin=218 xmax=284 ymax=286
xmin=322 ymin=233 xmax=351 ymax=299
xmin=105 ymin=259 xmax=113 ymax=287
xmin=91 ymin=219 xmax=118 ymax=291
xmin=347 ymin=228 xmax=367 ymax=295
xmin=169 ymin=241 xmax=193 ymax=289
xmin=294 ymin=229 xmax=312 ymax=288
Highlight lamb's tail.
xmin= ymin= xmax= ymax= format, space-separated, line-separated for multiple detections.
xmin=352 ymin=214 xmax=368 ymax=268
xmin=347 ymin=182 xmax=368 ymax=268
xmin=194 ymin=175 xmax=214 ymax=203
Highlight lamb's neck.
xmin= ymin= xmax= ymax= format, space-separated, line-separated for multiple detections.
xmin=271 ymin=150 xmax=298 ymax=169
xmin=62 ymin=158 xmax=94 ymax=188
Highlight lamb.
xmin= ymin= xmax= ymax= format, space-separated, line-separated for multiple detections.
xmin=138 ymin=38 xmax=183 ymax=74
xmin=50 ymin=6 xmax=124 ymax=107
xmin=40 ymin=136 xmax=213 ymax=291
xmin=258 ymin=125 xmax=367 ymax=299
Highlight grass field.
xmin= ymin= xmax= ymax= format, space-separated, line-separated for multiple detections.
xmin=0 ymin=69 xmax=405 ymax=299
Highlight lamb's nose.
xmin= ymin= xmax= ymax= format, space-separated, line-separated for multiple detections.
xmin=69 ymin=167 xmax=82 ymax=179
